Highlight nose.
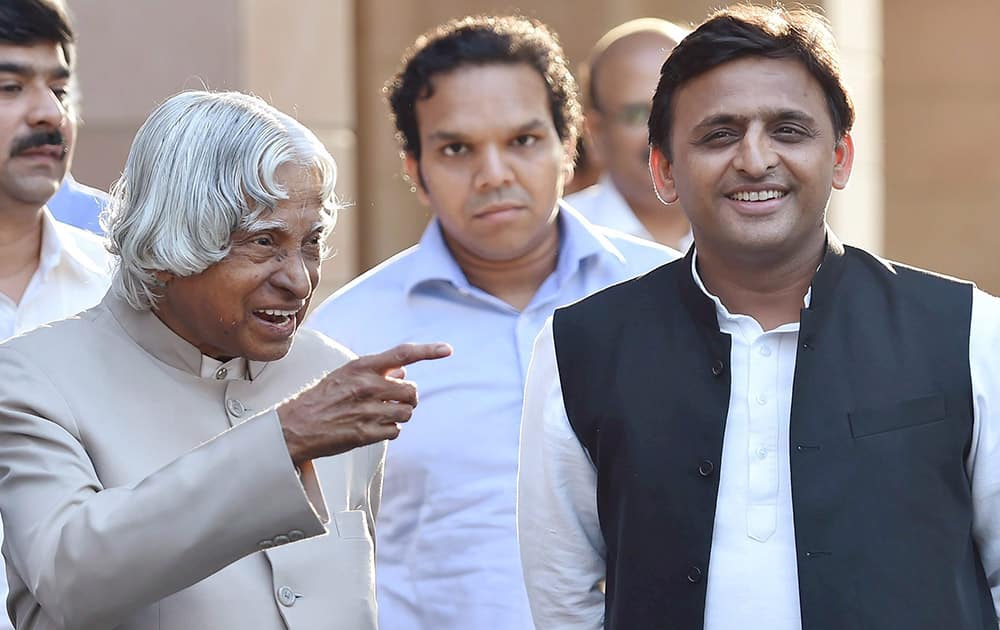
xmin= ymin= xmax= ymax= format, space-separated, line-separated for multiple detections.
xmin=733 ymin=127 xmax=778 ymax=178
xmin=473 ymin=144 xmax=513 ymax=190
xmin=28 ymin=86 xmax=69 ymax=129
xmin=272 ymin=250 xmax=314 ymax=300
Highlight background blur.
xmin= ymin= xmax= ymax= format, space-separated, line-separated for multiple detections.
xmin=66 ymin=0 xmax=1000 ymax=300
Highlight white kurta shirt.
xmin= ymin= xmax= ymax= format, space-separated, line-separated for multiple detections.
xmin=517 ymin=254 xmax=1000 ymax=629
xmin=307 ymin=206 xmax=677 ymax=630
xmin=0 ymin=209 xmax=110 ymax=630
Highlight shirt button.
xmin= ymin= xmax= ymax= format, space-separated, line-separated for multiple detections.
xmin=226 ymin=398 xmax=245 ymax=417
xmin=759 ymin=345 xmax=772 ymax=357
xmin=756 ymin=393 xmax=767 ymax=405
xmin=277 ymin=586 xmax=297 ymax=607
xmin=756 ymin=447 xmax=768 ymax=460
xmin=215 ymin=366 xmax=228 ymax=380
xmin=687 ymin=566 xmax=703 ymax=583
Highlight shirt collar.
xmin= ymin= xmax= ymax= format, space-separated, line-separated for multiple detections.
xmin=401 ymin=205 xmax=626 ymax=296
xmin=106 ymin=291 xmax=268 ymax=380
xmin=681 ymin=228 xmax=846 ymax=331
xmin=39 ymin=206 xmax=109 ymax=280
xmin=593 ymin=175 xmax=653 ymax=240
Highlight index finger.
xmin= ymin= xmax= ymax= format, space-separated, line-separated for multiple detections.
xmin=357 ymin=342 xmax=452 ymax=373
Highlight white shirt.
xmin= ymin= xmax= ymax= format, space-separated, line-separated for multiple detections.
xmin=0 ymin=209 xmax=111 ymax=630
xmin=306 ymin=206 xmax=677 ymax=630
xmin=564 ymin=176 xmax=694 ymax=251
xmin=517 ymin=254 xmax=1000 ymax=629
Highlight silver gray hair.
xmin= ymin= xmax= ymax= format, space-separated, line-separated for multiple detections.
xmin=103 ymin=90 xmax=340 ymax=310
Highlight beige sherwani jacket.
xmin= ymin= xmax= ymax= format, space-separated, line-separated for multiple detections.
xmin=0 ymin=293 xmax=384 ymax=630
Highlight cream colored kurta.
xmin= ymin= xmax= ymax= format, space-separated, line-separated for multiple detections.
xmin=0 ymin=292 xmax=384 ymax=630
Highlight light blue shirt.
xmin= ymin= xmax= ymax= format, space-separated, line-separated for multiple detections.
xmin=307 ymin=205 xmax=678 ymax=630
xmin=47 ymin=175 xmax=109 ymax=235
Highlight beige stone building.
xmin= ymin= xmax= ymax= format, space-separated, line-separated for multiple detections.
xmin=67 ymin=0 xmax=1000 ymax=298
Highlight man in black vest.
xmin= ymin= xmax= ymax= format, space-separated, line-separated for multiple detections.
xmin=517 ymin=4 xmax=1000 ymax=629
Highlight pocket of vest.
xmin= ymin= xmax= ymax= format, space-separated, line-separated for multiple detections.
xmin=848 ymin=393 xmax=947 ymax=438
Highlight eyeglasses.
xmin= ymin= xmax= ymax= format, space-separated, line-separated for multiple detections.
xmin=608 ymin=102 xmax=652 ymax=127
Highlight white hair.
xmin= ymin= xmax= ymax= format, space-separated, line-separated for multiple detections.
xmin=103 ymin=90 xmax=340 ymax=310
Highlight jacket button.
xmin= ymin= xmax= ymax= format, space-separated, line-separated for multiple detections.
xmin=711 ymin=360 xmax=725 ymax=377
xmin=277 ymin=586 xmax=297 ymax=607
xmin=288 ymin=529 xmax=305 ymax=542
xmin=687 ymin=566 xmax=703 ymax=583
xmin=226 ymin=398 xmax=245 ymax=417
xmin=273 ymin=535 xmax=290 ymax=546
xmin=698 ymin=460 xmax=714 ymax=477
xmin=257 ymin=539 xmax=274 ymax=550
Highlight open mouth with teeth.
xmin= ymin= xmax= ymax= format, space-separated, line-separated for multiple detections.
xmin=727 ymin=189 xmax=787 ymax=202
xmin=253 ymin=308 xmax=299 ymax=326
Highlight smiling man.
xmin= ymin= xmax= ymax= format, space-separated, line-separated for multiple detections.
xmin=307 ymin=15 xmax=675 ymax=629
xmin=518 ymin=5 xmax=1000 ymax=630
xmin=0 ymin=90 xmax=451 ymax=630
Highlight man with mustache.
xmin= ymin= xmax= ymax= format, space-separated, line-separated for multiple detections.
xmin=0 ymin=3 xmax=109 ymax=628
xmin=307 ymin=15 xmax=677 ymax=629
xmin=567 ymin=18 xmax=693 ymax=250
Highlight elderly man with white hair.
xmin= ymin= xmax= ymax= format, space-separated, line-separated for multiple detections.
xmin=0 ymin=90 xmax=451 ymax=630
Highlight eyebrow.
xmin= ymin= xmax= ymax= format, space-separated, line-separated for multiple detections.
xmin=693 ymin=109 xmax=818 ymax=130
xmin=0 ymin=61 xmax=71 ymax=80
xmin=426 ymin=118 xmax=549 ymax=144
xmin=242 ymin=218 xmax=326 ymax=234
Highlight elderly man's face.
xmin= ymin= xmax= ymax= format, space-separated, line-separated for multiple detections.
xmin=0 ymin=42 xmax=73 ymax=209
xmin=154 ymin=164 xmax=327 ymax=361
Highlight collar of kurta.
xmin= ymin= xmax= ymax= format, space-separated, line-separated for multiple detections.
xmin=105 ymin=292 xmax=269 ymax=380
xmin=675 ymin=228 xmax=848 ymax=332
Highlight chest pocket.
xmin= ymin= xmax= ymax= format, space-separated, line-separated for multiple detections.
xmin=848 ymin=393 xmax=947 ymax=438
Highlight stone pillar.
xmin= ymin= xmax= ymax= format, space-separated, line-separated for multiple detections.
xmin=826 ymin=0 xmax=885 ymax=255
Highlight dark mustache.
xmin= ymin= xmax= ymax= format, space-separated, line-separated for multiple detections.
xmin=10 ymin=129 xmax=65 ymax=157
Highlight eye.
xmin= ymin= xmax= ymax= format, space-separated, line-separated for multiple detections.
xmin=251 ymin=234 xmax=275 ymax=247
xmin=442 ymin=143 xmax=467 ymax=157
xmin=0 ymin=82 xmax=22 ymax=94
xmin=773 ymin=123 xmax=813 ymax=141
xmin=701 ymin=128 xmax=739 ymax=144
xmin=512 ymin=134 xmax=538 ymax=147
xmin=51 ymin=86 xmax=70 ymax=102
xmin=302 ymin=233 xmax=325 ymax=259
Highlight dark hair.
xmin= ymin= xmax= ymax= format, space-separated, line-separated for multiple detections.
xmin=0 ymin=0 xmax=75 ymax=65
xmin=648 ymin=4 xmax=854 ymax=158
xmin=386 ymin=15 xmax=581 ymax=161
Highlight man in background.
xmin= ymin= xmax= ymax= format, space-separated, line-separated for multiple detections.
xmin=308 ymin=15 xmax=675 ymax=629
xmin=0 ymin=1 xmax=111 ymax=627
xmin=567 ymin=18 xmax=692 ymax=250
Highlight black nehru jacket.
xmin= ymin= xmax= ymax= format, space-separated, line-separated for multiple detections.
xmin=552 ymin=234 xmax=996 ymax=630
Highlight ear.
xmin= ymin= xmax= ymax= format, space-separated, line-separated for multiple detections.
xmin=583 ymin=110 xmax=607 ymax=161
xmin=832 ymin=132 xmax=855 ymax=190
xmin=649 ymin=145 xmax=679 ymax=205
xmin=402 ymin=153 xmax=431 ymax=206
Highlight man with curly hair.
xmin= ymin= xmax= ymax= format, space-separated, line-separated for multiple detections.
xmin=308 ymin=15 xmax=676 ymax=629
